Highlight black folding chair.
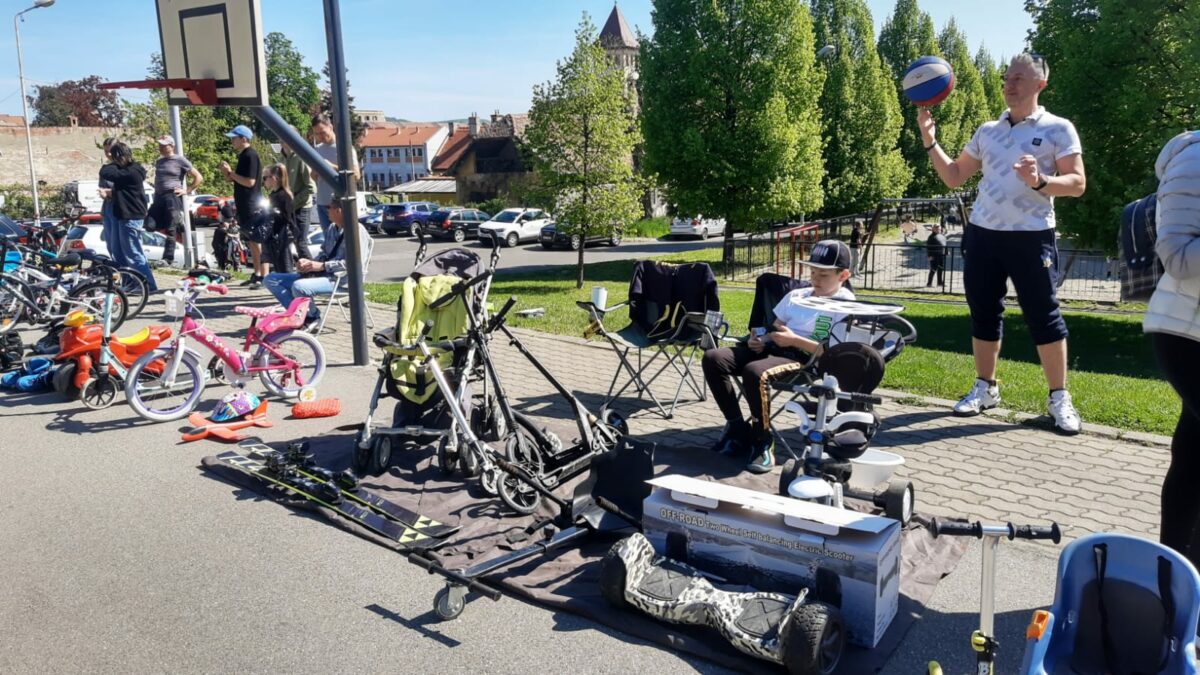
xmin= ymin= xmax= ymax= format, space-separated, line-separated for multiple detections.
xmin=577 ymin=260 xmax=723 ymax=419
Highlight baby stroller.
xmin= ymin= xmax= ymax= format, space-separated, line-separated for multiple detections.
xmin=1020 ymin=532 xmax=1200 ymax=675
xmin=353 ymin=236 xmax=501 ymax=476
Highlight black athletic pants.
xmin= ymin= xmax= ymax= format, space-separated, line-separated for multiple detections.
xmin=1155 ymin=332 xmax=1200 ymax=567
xmin=148 ymin=193 xmax=182 ymax=262
xmin=701 ymin=343 xmax=807 ymax=435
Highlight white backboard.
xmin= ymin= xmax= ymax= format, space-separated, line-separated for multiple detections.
xmin=156 ymin=0 xmax=268 ymax=106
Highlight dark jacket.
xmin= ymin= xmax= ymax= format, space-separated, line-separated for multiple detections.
xmin=268 ymin=190 xmax=296 ymax=273
xmin=926 ymin=232 xmax=948 ymax=258
xmin=626 ymin=260 xmax=719 ymax=340
xmin=99 ymin=163 xmax=148 ymax=220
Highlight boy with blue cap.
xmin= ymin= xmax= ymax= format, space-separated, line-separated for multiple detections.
xmin=219 ymin=125 xmax=266 ymax=289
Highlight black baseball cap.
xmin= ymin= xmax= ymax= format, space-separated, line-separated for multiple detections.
xmin=801 ymin=239 xmax=853 ymax=270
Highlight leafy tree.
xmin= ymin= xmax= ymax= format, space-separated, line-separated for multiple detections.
xmin=525 ymin=14 xmax=643 ymax=288
xmin=933 ymin=19 xmax=991 ymax=186
xmin=1027 ymin=0 xmax=1200 ymax=248
xmin=811 ymin=0 xmax=910 ymax=215
xmin=641 ymin=0 xmax=826 ymax=249
xmin=878 ymin=0 xmax=943 ymax=197
xmin=30 ymin=76 xmax=124 ymax=127
xmin=975 ymin=46 xmax=1006 ymax=116
xmin=262 ymin=33 xmax=320 ymax=137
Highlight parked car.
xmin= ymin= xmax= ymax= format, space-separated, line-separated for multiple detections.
xmin=670 ymin=214 xmax=726 ymax=239
xmin=359 ymin=203 xmax=387 ymax=234
xmin=380 ymin=201 xmax=438 ymax=237
xmin=194 ymin=196 xmax=233 ymax=226
xmin=61 ymin=223 xmax=187 ymax=267
xmin=539 ymin=221 xmax=622 ymax=250
xmin=428 ymin=207 xmax=491 ymax=243
xmin=478 ymin=208 xmax=552 ymax=248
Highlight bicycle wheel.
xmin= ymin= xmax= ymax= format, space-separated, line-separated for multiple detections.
xmin=124 ymin=347 xmax=205 ymax=422
xmin=106 ymin=267 xmax=148 ymax=319
xmin=0 ymin=274 xmax=31 ymax=334
xmin=255 ymin=330 xmax=326 ymax=398
xmin=67 ymin=280 xmax=128 ymax=332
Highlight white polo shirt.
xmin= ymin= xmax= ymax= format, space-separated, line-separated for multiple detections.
xmin=963 ymin=106 xmax=1082 ymax=232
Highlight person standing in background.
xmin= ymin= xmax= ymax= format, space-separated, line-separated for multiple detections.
xmin=99 ymin=142 xmax=157 ymax=293
xmin=926 ymin=224 xmax=947 ymax=287
xmin=147 ymin=135 xmax=202 ymax=265
xmin=219 ymin=125 xmax=266 ymax=289
xmin=282 ymin=128 xmax=314 ymax=260
xmin=262 ymin=163 xmax=296 ymax=274
xmin=97 ymin=137 xmax=122 ymax=267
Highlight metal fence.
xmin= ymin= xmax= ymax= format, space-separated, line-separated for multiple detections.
xmin=723 ymin=233 xmax=1123 ymax=303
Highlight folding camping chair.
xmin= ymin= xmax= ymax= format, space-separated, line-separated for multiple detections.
xmin=577 ymin=260 xmax=723 ymax=419
xmin=316 ymin=235 xmax=378 ymax=335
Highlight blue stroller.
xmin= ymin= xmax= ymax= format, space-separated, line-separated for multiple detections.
xmin=1020 ymin=532 xmax=1200 ymax=674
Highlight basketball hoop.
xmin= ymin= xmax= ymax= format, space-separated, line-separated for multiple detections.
xmin=98 ymin=79 xmax=218 ymax=106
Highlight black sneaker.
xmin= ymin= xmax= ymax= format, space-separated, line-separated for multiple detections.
xmin=239 ymin=274 xmax=258 ymax=287
xmin=745 ymin=435 xmax=775 ymax=474
xmin=710 ymin=420 xmax=750 ymax=456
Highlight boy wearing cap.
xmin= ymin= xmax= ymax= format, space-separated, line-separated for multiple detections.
xmin=219 ymin=125 xmax=266 ymax=288
xmin=702 ymin=240 xmax=856 ymax=473
xmin=148 ymin=135 xmax=202 ymax=264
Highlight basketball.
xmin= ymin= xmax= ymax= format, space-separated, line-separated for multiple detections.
xmin=902 ymin=56 xmax=955 ymax=107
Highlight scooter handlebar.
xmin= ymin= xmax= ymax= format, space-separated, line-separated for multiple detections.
xmin=848 ymin=391 xmax=883 ymax=405
xmin=929 ymin=518 xmax=1062 ymax=543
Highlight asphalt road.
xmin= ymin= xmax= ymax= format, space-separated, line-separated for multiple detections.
xmin=363 ymin=232 xmax=724 ymax=282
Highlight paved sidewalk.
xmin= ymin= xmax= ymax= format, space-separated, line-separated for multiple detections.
xmin=288 ymin=288 xmax=1166 ymax=544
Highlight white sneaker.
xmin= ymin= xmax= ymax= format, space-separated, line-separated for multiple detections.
xmin=953 ymin=378 xmax=1001 ymax=416
xmin=1048 ymin=390 xmax=1082 ymax=435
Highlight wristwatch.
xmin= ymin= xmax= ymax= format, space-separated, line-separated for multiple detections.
xmin=1033 ymin=178 xmax=1048 ymax=191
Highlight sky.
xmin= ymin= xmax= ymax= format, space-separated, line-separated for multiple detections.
xmin=0 ymin=0 xmax=1033 ymax=122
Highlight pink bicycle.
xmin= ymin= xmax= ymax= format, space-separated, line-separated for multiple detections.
xmin=123 ymin=279 xmax=326 ymax=422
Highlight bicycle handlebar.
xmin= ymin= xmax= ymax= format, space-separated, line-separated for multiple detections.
xmin=770 ymin=380 xmax=883 ymax=405
xmin=928 ymin=518 xmax=1061 ymax=543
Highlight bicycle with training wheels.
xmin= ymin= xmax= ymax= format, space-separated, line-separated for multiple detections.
xmin=123 ymin=278 xmax=326 ymax=422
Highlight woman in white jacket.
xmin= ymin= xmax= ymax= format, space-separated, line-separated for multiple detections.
xmin=1148 ymin=130 xmax=1200 ymax=565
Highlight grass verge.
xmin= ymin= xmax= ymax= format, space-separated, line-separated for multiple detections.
xmin=366 ymin=249 xmax=1174 ymax=436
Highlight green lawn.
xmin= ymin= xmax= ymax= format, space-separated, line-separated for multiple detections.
xmin=365 ymin=250 xmax=1178 ymax=436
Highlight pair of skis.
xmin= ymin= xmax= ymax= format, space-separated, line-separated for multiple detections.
xmin=212 ymin=438 xmax=458 ymax=549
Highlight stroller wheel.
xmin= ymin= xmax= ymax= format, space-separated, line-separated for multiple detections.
xmin=459 ymin=444 xmax=481 ymax=478
xmin=352 ymin=430 xmax=371 ymax=474
xmin=600 ymin=408 xmax=629 ymax=437
xmin=436 ymin=436 xmax=458 ymax=475
xmin=367 ymin=435 xmax=392 ymax=475
xmin=433 ymin=586 xmax=464 ymax=621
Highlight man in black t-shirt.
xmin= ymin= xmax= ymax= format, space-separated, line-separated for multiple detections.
xmin=219 ymin=125 xmax=265 ymax=288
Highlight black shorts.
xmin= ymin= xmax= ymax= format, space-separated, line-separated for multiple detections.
xmin=961 ymin=224 xmax=1068 ymax=345
xmin=243 ymin=211 xmax=270 ymax=244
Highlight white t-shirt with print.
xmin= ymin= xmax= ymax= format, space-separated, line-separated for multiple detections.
xmin=963 ymin=106 xmax=1083 ymax=232
xmin=771 ymin=286 xmax=856 ymax=341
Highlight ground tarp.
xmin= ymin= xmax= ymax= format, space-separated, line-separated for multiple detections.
xmin=202 ymin=429 xmax=966 ymax=673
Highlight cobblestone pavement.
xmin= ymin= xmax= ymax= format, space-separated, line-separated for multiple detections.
xmin=207 ymin=279 xmax=1165 ymax=544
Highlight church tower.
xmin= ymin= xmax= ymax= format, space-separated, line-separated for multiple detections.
xmin=599 ymin=3 xmax=640 ymax=110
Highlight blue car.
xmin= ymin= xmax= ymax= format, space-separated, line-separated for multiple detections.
xmin=379 ymin=201 xmax=439 ymax=237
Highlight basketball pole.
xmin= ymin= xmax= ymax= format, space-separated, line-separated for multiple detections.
xmin=169 ymin=104 xmax=196 ymax=269
xmin=324 ymin=0 xmax=367 ymax=366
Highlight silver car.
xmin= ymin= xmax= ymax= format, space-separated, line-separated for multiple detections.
xmin=670 ymin=214 xmax=726 ymax=239
xmin=61 ymin=223 xmax=187 ymax=267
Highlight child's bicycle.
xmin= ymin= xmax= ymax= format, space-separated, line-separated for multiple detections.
xmin=925 ymin=517 xmax=1062 ymax=675
xmin=123 ymin=279 xmax=326 ymax=422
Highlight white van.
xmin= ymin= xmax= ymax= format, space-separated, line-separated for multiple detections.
xmin=62 ymin=179 xmax=155 ymax=214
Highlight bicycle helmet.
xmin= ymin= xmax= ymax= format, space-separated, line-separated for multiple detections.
xmin=209 ymin=390 xmax=262 ymax=422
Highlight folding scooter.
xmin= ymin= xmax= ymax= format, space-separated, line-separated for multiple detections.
xmin=924 ymin=517 xmax=1062 ymax=675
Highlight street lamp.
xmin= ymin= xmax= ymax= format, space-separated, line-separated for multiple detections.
xmin=15 ymin=0 xmax=55 ymax=225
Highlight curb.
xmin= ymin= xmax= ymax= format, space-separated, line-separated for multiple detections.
xmin=504 ymin=326 xmax=1173 ymax=450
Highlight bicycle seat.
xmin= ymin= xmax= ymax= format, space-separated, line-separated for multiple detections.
xmin=235 ymin=305 xmax=285 ymax=319
xmin=113 ymin=327 xmax=153 ymax=347
xmin=259 ymin=298 xmax=310 ymax=333
xmin=43 ymin=253 xmax=81 ymax=269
